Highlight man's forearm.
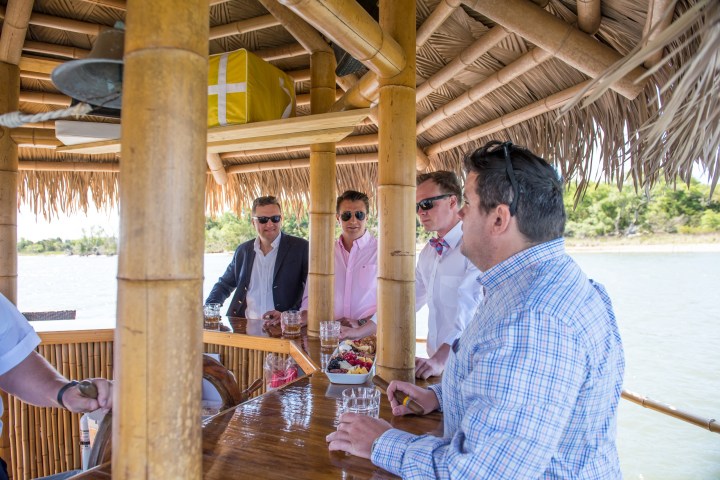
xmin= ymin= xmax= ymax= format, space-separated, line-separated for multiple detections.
xmin=0 ymin=351 xmax=68 ymax=408
xmin=430 ymin=343 xmax=451 ymax=365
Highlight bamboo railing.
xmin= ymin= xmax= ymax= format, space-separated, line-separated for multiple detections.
xmin=621 ymin=390 xmax=720 ymax=435
xmin=5 ymin=329 xmax=316 ymax=480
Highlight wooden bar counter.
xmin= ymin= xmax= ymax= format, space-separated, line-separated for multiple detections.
xmin=71 ymin=318 xmax=443 ymax=479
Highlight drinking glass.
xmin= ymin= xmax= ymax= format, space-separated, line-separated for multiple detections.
xmin=341 ymin=387 xmax=381 ymax=418
xmin=281 ymin=310 xmax=302 ymax=338
xmin=203 ymin=303 xmax=221 ymax=330
xmin=320 ymin=320 xmax=341 ymax=351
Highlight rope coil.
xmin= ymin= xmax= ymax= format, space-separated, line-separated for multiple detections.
xmin=0 ymin=102 xmax=93 ymax=128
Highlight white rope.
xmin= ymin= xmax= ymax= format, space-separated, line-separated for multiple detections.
xmin=0 ymin=102 xmax=94 ymax=128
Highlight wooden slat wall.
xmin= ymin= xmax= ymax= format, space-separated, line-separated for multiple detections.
xmin=5 ymin=330 xmax=313 ymax=479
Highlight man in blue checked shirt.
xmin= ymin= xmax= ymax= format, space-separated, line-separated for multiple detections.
xmin=327 ymin=140 xmax=625 ymax=479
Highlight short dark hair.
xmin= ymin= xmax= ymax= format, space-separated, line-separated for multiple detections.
xmin=252 ymin=195 xmax=282 ymax=214
xmin=336 ymin=190 xmax=370 ymax=213
xmin=416 ymin=171 xmax=462 ymax=200
xmin=463 ymin=140 xmax=565 ymax=243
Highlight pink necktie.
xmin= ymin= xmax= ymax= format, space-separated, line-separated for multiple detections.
xmin=429 ymin=237 xmax=449 ymax=255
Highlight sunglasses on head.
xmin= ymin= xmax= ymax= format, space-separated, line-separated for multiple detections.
xmin=416 ymin=193 xmax=452 ymax=212
xmin=340 ymin=211 xmax=366 ymax=222
xmin=253 ymin=215 xmax=281 ymax=224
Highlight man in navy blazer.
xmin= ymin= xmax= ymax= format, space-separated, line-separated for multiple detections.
xmin=205 ymin=196 xmax=309 ymax=322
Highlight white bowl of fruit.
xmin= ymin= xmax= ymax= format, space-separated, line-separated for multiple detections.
xmin=325 ymin=338 xmax=376 ymax=384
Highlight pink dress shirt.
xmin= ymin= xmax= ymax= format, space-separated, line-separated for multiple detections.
xmin=301 ymin=230 xmax=378 ymax=320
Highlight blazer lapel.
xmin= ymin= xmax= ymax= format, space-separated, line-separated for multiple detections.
xmin=273 ymin=233 xmax=289 ymax=281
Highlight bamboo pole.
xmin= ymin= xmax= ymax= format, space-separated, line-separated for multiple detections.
xmin=417 ymin=47 xmax=553 ymax=134
xmin=0 ymin=62 xmax=19 ymax=307
xmin=642 ymin=0 xmax=677 ymax=67
xmin=462 ymin=0 xmax=647 ymax=100
xmin=258 ymin=0 xmax=332 ymax=54
xmin=335 ymin=72 xmax=358 ymax=92
xmin=23 ymin=40 xmax=89 ymax=59
xmin=254 ymin=42 xmax=308 ymax=61
xmin=376 ymin=0 xmax=416 ymax=383
xmin=415 ymin=25 xmax=509 ymax=101
xmin=425 ymin=80 xmax=594 ymax=156
xmin=416 ymin=0 xmax=462 ymax=48
xmin=209 ymin=14 xmax=281 ymax=40
xmin=307 ymin=47 xmax=337 ymax=337
xmin=288 ymin=68 xmax=311 ymax=82
xmin=278 ymin=0 xmax=406 ymax=78
xmin=79 ymin=0 xmax=230 ymax=9
xmin=19 ymin=91 xmax=71 ymax=106
xmin=114 ymin=1 xmax=207 ymax=478
xmin=0 ymin=0 xmax=33 ymax=65
xmin=577 ymin=0 xmax=602 ymax=35
xmin=329 ymin=71 xmax=380 ymax=111
xmin=622 ymin=390 xmax=720 ymax=434
xmin=206 ymin=153 xmax=228 ymax=185
xmin=19 ymin=55 xmax=61 ymax=75
xmin=28 ymin=10 xmax=111 ymax=36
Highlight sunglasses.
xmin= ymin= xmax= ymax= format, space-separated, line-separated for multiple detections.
xmin=502 ymin=141 xmax=520 ymax=216
xmin=416 ymin=194 xmax=452 ymax=212
xmin=253 ymin=215 xmax=281 ymax=224
xmin=340 ymin=211 xmax=366 ymax=222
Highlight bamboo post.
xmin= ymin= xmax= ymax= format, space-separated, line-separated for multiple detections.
xmin=114 ymin=1 xmax=208 ymax=479
xmin=376 ymin=0 xmax=416 ymax=383
xmin=206 ymin=153 xmax=228 ymax=185
xmin=463 ymin=0 xmax=648 ymax=100
xmin=642 ymin=0 xmax=677 ymax=67
xmin=1 ymin=0 xmax=32 ymax=463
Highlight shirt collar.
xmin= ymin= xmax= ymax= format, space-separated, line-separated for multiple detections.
xmin=478 ymin=237 xmax=565 ymax=290
xmin=338 ymin=230 xmax=372 ymax=250
xmin=254 ymin=232 xmax=283 ymax=251
xmin=441 ymin=221 xmax=463 ymax=249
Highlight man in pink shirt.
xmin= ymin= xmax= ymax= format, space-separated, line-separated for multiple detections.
xmin=301 ymin=190 xmax=377 ymax=339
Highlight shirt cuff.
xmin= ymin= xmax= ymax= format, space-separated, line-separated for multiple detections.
xmin=370 ymin=428 xmax=418 ymax=475
xmin=429 ymin=383 xmax=443 ymax=411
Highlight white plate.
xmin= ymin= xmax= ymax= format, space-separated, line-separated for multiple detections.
xmin=325 ymin=342 xmax=375 ymax=384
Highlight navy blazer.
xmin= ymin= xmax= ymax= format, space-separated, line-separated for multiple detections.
xmin=205 ymin=233 xmax=309 ymax=317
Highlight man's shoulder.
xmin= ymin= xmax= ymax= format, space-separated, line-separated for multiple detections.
xmin=281 ymin=233 xmax=309 ymax=248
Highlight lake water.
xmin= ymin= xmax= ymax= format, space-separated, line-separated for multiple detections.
xmin=16 ymin=251 xmax=720 ymax=479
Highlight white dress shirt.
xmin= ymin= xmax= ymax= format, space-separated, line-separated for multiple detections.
xmin=416 ymin=221 xmax=480 ymax=357
xmin=245 ymin=233 xmax=282 ymax=319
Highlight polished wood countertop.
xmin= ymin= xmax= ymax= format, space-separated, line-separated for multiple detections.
xmin=72 ymin=318 xmax=443 ymax=479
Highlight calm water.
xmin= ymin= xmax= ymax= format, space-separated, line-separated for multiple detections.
xmin=17 ymin=252 xmax=720 ymax=479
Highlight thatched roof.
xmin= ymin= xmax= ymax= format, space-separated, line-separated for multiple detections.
xmin=1 ymin=0 xmax=718 ymax=218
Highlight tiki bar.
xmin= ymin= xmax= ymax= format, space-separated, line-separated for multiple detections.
xmin=0 ymin=0 xmax=718 ymax=479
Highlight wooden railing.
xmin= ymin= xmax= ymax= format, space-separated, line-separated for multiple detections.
xmin=5 ymin=329 xmax=316 ymax=480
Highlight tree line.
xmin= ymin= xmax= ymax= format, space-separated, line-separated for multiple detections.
xmin=18 ymin=178 xmax=719 ymax=255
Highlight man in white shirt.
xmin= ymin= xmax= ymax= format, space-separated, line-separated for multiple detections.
xmin=414 ymin=171 xmax=480 ymax=379
xmin=205 ymin=196 xmax=309 ymax=322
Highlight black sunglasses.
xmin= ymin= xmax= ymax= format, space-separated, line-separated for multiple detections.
xmin=416 ymin=194 xmax=452 ymax=212
xmin=340 ymin=211 xmax=366 ymax=222
xmin=502 ymin=141 xmax=520 ymax=216
xmin=253 ymin=215 xmax=281 ymax=224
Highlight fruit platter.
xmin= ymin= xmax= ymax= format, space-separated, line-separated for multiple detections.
xmin=325 ymin=337 xmax=376 ymax=384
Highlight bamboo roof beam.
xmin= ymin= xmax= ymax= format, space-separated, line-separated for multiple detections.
xmin=10 ymin=127 xmax=62 ymax=147
xmin=18 ymin=70 xmax=50 ymax=81
xmin=209 ymin=14 xmax=281 ymax=40
xmin=577 ymin=0 xmax=602 ymax=35
xmin=23 ymin=40 xmax=89 ymax=59
xmin=0 ymin=0 xmax=34 ymax=65
xmin=258 ymin=0 xmax=332 ymax=54
xmin=227 ymin=152 xmax=376 ymax=174
xmin=254 ymin=42 xmax=308 ymax=61
xmin=220 ymin=132 xmax=379 ymax=160
xmin=27 ymin=10 xmax=112 ymax=36
xmin=278 ymin=0 xmax=407 ymax=78
xmin=642 ymin=0 xmax=677 ymax=67
xmin=425 ymin=79 xmax=594 ymax=156
xmin=288 ymin=68 xmax=311 ymax=82
xmin=19 ymin=91 xmax=71 ymax=106
xmin=206 ymin=153 xmax=228 ymax=185
xmin=417 ymin=47 xmax=553 ymax=134
xmin=463 ymin=0 xmax=648 ymax=100
xmin=296 ymin=89 xmax=343 ymax=106
xmin=18 ymin=160 xmax=118 ymax=171
xmin=78 ymin=0 xmax=230 ymax=9
xmin=329 ymin=71 xmax=379 ymax=110
xmin=19 ymin=55 xmax=61 ymax=75
xmin=335 ymin=73 xmax=358 ymax=91
xmin=416 ymin=0 xmax=462 ymax=48
xmin=416 ymin=25 xmax=509 ymax=101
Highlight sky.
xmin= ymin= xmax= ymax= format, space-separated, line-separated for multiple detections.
xmin=18 ymin=204 xmax=119 ymax=241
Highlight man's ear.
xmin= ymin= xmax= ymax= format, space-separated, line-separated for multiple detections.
xmin=492 ymin=204 xmax=513 ymax=235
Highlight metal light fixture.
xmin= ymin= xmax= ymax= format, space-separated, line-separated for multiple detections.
xmin=51 ymin=23 xmax=125 ymax=110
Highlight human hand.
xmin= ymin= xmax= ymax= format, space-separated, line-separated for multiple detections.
xmin=414 ymin=356 xmax=445 ymax=379
xmin=386 ymin=380 xmax=439 ymax=416
xmin=262 ymin=310 xmax=281 ymax=327
xmin=326 ymin=413 xmax=392 ymax=458
xmin=62 ymin=378 xmax=113 ymax=413
xmin=339 ymin=325 xmax=361 ymax=340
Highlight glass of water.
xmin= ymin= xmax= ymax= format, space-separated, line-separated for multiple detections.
xmin=341 ymin=387 xmax=381 ymax=418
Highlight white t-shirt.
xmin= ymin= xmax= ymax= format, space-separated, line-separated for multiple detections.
xmin=0 ymin=293 xmax=41 ymax=437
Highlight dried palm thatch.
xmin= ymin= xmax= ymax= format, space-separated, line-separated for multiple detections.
xmin=562 ymin=0 xmax=719 ymax=195
xmin=2 ymin=0 xmax=717 ymax=217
